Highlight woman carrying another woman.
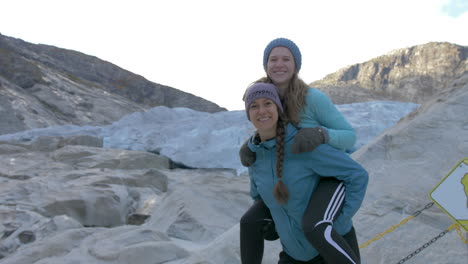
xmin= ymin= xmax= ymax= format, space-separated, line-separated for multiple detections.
xmin=240 ymin=38 xmax=360 ymax=263
xmin=241 ymin=82 xmax=368 ymax=263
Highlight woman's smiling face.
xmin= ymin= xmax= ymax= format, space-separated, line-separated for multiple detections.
xmin=248 ymin=98 xmax=278 ymax=141
xmin=266 ymin=46 xmax=296 ymax=91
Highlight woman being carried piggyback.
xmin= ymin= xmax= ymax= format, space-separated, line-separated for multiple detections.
xmin=241 ymin=82 xmax=368 ymax=264
xmin=240 ymin=37 xmax=356 ymax=166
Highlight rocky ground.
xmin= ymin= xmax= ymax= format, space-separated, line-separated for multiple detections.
xmin=0 ymin=73 xmax=467 ymax=263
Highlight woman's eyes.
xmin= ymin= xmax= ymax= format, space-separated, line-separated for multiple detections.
xmin=250 ymin=101 xmax=273 ymax=109
xmin=269 ymin=57 xmax=290 ymax=62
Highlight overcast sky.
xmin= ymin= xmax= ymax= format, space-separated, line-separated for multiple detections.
xmin=1 ymin=0 xmax=467 ymax=110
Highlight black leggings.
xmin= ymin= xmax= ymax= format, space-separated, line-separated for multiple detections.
xmin=240 ymin=178 xmax=361 ymax=264
xmin=277 ymin=227 xmax=359 ymax=264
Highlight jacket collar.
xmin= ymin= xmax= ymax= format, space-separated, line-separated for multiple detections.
xmin=247 ymin=123 xmax=298 ymax=152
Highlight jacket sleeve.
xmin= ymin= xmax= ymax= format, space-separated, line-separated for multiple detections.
xmin=248 ymin=168 xmax=261 ymax=201
xmin=305 ymin=145 xmax=368 ymax=220
xmin=304 ymin=89 xmax=356 ymax=151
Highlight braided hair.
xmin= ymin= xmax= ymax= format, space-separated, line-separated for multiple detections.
xmin=273 ymin=113 xmax=289 ymax=204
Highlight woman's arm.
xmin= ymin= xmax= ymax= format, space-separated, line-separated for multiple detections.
xmin=302 ymin=89 xmax=356 ymax=151
xmin=248 ymin=168 xmax=261 ymax=201
xmin=305 ymin=145 xmax=369 ymax=220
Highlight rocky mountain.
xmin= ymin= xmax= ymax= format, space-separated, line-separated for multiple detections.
xmin=0 ymin=33 xmax=226 ymax=135
xmin=1 ymin=36 xmax=467 ymax=263
xmin=311 ymin=42 xmax=468 ymax=104
xmin=0 ymin=72 xmax=466 ymax=264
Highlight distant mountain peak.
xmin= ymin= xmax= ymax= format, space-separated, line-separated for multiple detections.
xmin=0 ymin=33 xmax=226 ymax=135
xmin=311 ymin=42 xmax=467 ymax=104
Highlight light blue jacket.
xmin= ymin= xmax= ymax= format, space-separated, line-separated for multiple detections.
xmin=247 ymin=123 xmax=368 ymax=261
xmin=299 ymin=88 xmax=356 ymax=152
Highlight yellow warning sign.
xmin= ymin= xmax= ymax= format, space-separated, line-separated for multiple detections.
xmin=429 ymin=158 xmax=468 ymax=232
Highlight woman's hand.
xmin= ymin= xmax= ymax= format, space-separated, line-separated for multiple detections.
xmin=291 ymin=127 xmax=329 ymax=154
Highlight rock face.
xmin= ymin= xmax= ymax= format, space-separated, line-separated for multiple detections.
xmin=352 ymin=72 xmax=468 ymax=264
xmin=0 ymin=74 xmax=466 ymax=263
xmin=0 ymin=134 xmax=259 ymax=263
xmin=0 ymin=33 xmax=226 ymax=135
xmin=1 ymin=37 xmax=467 ymax=263
xmin=311 ymin=42 xmax=467 ymax=104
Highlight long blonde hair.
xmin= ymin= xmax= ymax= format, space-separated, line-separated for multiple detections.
xmin=254 ymin=74 xmax=308 ymax=126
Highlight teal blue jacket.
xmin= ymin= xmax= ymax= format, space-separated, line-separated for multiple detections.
xmin=299 ymin=88 xmax=356 ymax=151
xmin=247 ymin=124 xmax=368 ymax=261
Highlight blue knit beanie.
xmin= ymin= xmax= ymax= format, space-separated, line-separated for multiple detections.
xmin=263 ymin=38 xmax=302 ymax=72
xmin=244 ymin=83 xmax=283 ymax=121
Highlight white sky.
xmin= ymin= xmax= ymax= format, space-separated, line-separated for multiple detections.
xmin=1 ymin=0 xmax=467 ymax=110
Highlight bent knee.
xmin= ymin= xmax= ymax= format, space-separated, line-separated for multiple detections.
xmin=240 ymin=211 xmax=267 ymax=226
xmin=240 ymin=213 xmax=253 ymax=225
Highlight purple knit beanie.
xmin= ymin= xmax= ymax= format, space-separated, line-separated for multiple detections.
xmin=244 ymin=83 xmax=283 ymax=120
xmin=263 ymin=38 xmax=302 ymax=72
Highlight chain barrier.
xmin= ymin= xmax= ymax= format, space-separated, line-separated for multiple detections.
xmin=359 ymin=201 xmax=468 ymax=263
xmin=396 ymin=223 xmax=457 ymax=264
